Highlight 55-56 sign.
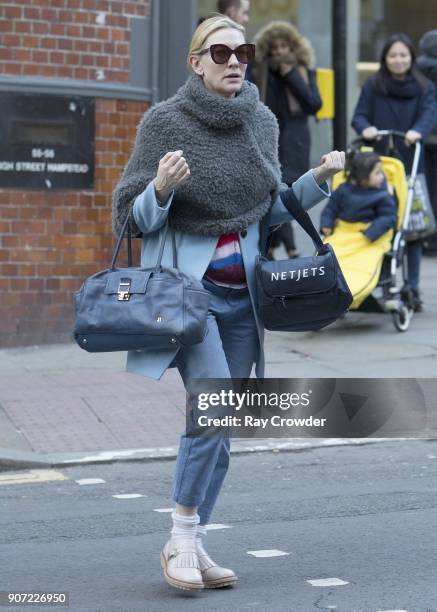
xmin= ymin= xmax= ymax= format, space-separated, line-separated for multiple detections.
xmin=0 ymin=93 xmax=95 ymax=191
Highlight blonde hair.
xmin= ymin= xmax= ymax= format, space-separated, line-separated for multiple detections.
xmin=187 ymin=15 xmax=245 ymax=69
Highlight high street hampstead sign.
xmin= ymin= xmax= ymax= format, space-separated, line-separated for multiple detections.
xmin=0 ymin=93 xmax=95 ymax=190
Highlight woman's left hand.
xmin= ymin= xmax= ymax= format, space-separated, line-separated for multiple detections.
xmin=278 ymin=51 xmax=297 ymax=76
xmin=404 ymin=130 xmax=421 ymax=146
xmin=312 ymin=150 xmax=346 ymax=184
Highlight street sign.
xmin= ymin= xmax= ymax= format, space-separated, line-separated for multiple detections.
xmin=0 ymin=93 xmax=95 ymax=190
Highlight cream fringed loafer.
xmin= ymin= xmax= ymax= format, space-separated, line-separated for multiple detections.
xmin=196 ymin=542 xmax=238 ymax=589
xmin=160 ymin=538 xmax=204 ymax=591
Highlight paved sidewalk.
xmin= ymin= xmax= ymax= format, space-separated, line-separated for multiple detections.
xmin=1 ymin=249 xmax=436 ymax=470
xmin=1 ymin=342 xmax=394 ymax=469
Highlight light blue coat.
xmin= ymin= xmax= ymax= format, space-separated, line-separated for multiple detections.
xmin=126 ymin=171 xmax=329 ymax=380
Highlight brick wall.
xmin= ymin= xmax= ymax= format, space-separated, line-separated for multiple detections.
xmin=0 ymin=0 xmax=149 ymax=82
xmin=0 ymin=1 xmax=150 ymax=347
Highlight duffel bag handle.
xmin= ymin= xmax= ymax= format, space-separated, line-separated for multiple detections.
xmin=260 ymin=188 xmax=327 ymax=257
xmin=110 ymin=211 xmax=177 ymax=271
xmin=279 ymin=188 xmax=326 ymax=253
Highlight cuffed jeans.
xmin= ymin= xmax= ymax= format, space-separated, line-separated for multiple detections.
xmin=171 ymin=278 xmax=259 ymax=525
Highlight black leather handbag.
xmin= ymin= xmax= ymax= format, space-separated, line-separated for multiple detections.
xmin=255 ymin=188 xmax=353 ymax=331
xmin=73 ymin=215 xmax=210 ymax=352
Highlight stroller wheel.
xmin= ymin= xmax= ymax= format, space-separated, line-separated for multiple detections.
xmin=392 ymin=305 xmax=412 ymax=332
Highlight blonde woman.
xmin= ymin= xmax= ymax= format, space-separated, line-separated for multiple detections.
xmin=112 ymin=15 xmax=344 ymax=592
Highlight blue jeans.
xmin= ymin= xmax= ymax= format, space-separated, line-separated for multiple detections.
xmin=171 ymin=278 xmax=259 ymax=525
xmin=406 ymin=240 xmax=422 ymax=291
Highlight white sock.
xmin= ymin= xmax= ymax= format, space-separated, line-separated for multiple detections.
xmin=196 ymin=524 xmax=207 ymax=549
xmin=170 ymin=510 xmax=200 ymax=541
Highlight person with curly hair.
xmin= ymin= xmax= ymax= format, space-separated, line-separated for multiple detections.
xmin=249 ymin=20 xmax=322 ymax=260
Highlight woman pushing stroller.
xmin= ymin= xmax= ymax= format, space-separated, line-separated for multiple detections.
xmin=351 ymin=33 xmax=437 ymax=311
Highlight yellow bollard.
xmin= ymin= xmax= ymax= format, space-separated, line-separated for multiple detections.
xmin=315 ymin=68 xmax=335 ymax=120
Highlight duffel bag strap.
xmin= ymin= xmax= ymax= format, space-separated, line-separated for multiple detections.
xmin=259 ymin=207 xmax=272 ymax=257
xmin=279 ymin=188 xmax=326 ymax=253
xmin=259 ymin=188 xmax=327 ymax=258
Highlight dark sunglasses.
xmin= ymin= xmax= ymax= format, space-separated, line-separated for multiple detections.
xmin=198 ymin=43 xmax=256 ymax=65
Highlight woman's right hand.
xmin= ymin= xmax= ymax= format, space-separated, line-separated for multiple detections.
xmin=154 ymin=150 xmax=190 ymax=204
xmin=362 ymin=126 xmax=379 ymax=140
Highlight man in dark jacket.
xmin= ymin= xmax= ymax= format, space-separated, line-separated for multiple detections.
xmin=417 ymin=30 xmax=437 ymax=249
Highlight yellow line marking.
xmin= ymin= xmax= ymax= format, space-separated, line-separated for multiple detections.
xmin=0 ymin=470 xmax=67 ymax=485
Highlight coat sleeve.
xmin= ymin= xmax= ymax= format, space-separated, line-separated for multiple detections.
xmin=362 ymin=192 xmax=398 ymax=241
xmin=351 ymin=79 xmax=374 ymax=135
xmin=411 ymin=83 xmax=437 ymax=139
xmin=269 ymin=170 xmax=330 ymax=226
xmin=282 ymin=68 xmax=322 ymax=114
xmin=319 ymin=189 xmax=341 ymax=230
xmin=132 ymin=182 xmax=174 ymax=235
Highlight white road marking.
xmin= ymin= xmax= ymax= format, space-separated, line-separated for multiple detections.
xmin=247 ymin=549 xmax=289 ymax=558
xmin=153 ymin=508 xmax=174 ymax=513
xmin=0 ymin=470 xmax=67 ymax=486
xmin=206 ymin=523 xmax=232 ymax=530
xmin=375 ymin=609 xmax=408 ymax=611
xmin=112 ymin=494 xmax=145 ymax=499
xmin=307 ymin=578 xmax=349 ymax=587
xmin=75 ymin=478 xmax=106 ymax=485
xmin=427 ymin=454 xmax=436 ymax=459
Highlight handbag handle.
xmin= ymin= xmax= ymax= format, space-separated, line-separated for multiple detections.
xmin=110 ymin=212 xmax=177 ymax=271
xmin=260 ymin=187 xmax=327 ymax=256
xmin=110 ymin=214 xmax=133 ymax=270
xmin=154 ymin=219 xmax=177 ymax=271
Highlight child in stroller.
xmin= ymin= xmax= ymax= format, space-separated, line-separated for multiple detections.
xmin=321 ymin=151 xmax=397 ymax=244
xmin=320 ymin=151 xmax=398 ymax=310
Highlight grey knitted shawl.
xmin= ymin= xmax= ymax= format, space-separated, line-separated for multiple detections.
xmin=112 ymin=73 xmax=282 ymax=237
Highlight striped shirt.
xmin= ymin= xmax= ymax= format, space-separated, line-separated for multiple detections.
xmin=204 ymin=232 xmax=247 ymax=289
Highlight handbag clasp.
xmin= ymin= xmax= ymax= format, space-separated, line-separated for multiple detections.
xmin=117 ymin=278 xmax=131 ymax=301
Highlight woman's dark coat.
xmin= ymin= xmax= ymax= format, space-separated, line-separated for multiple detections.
xmin=351 ymin=75 xmax=437 ymax=172
xmin=249 ymin=21 xmax=322 ymax=184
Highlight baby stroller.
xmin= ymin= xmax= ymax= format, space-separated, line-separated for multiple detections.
xmin=329 ymin=129 xmax=422 ymax=332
